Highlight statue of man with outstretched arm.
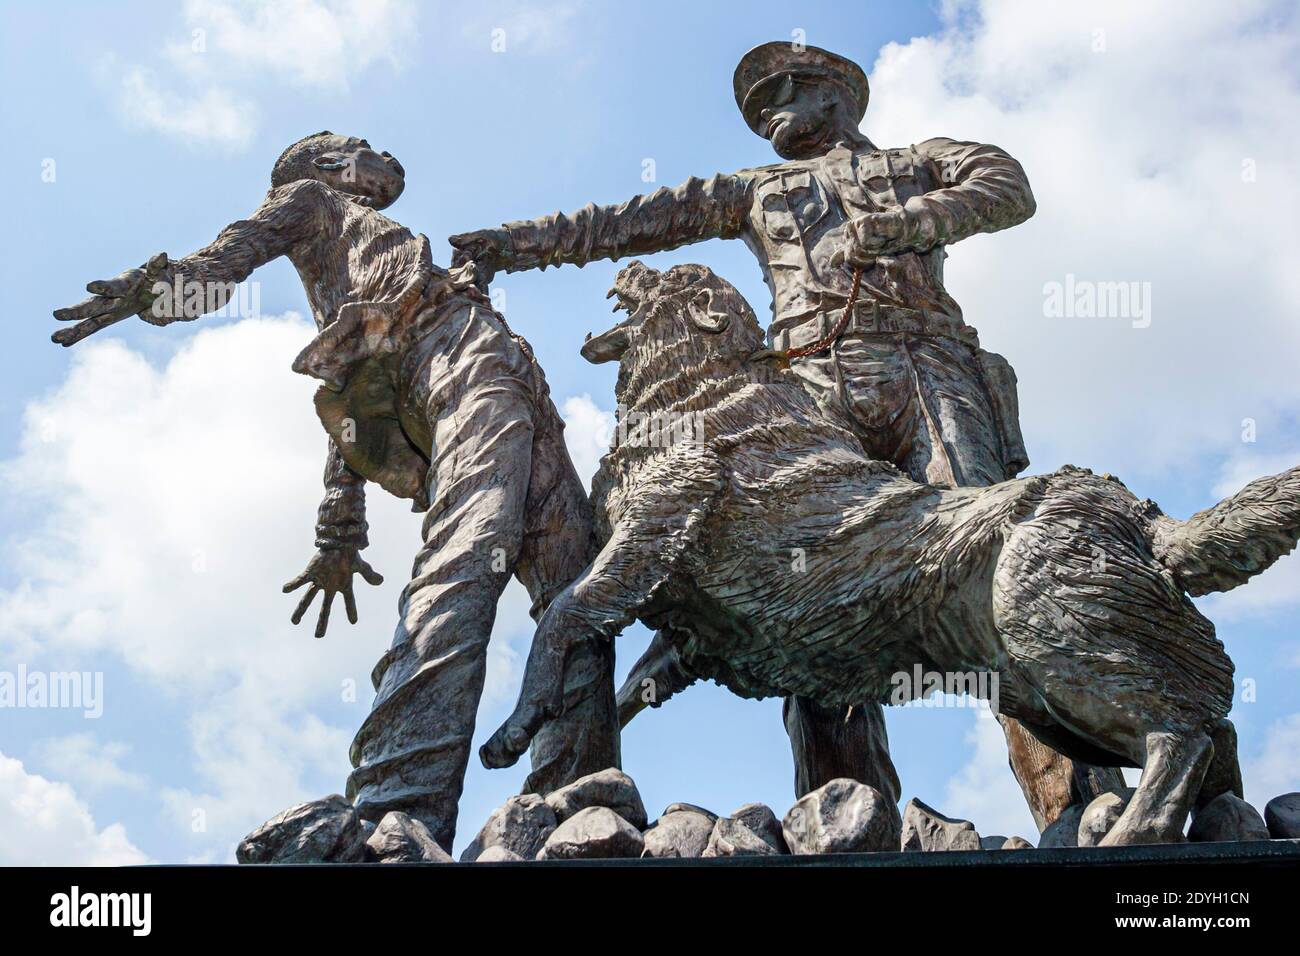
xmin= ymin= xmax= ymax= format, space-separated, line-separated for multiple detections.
xmin=451 ymin=43 xmax=1122 ymax=832
xmin=52 ymin=132 xmax=620 ymax=853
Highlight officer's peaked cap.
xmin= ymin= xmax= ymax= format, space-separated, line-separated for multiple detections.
xmin=733 ymin=42 xmax=869 ymax=136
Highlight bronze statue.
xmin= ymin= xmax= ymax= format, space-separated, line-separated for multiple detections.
xmin=481 ymin=261 xmax=1299 ymax=846
xmin=52 ymin=132 xmax=620 ymax=852
xmin=450 ymin=42 xmax=1118 ymax=829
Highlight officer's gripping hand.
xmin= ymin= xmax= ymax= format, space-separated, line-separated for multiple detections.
xmin=840 ymin=210 xmax=909 ymax=267
xmin=448 ymin=228 xmax=510 ymax=287
xmin=52 ymin=253 xmax=171 ymax=347
xmin=284 ymin=547 xmax=384 ymax=639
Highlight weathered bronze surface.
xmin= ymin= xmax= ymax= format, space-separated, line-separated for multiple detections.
xmin=481 ymin=261 xmax=1298 ymax=845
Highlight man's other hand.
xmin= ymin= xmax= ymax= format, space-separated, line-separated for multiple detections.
xmin=283 ymin=547 xmax=384 ymax=639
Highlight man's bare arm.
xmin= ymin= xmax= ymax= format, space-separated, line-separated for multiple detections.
xmin=283 ymin=438 xmax=384 ymax=639
xmin=53 ymin=179 xmax=334 ymax=345
xmin=449 ymin=172 xmax=752 ymax=280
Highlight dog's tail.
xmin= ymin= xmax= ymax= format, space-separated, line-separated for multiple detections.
xmin=1151 ymin=465 xmax=1300 ymax=595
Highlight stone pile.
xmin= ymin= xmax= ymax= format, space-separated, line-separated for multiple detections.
xmin=235 ymin=772 xmax=1300 ymax=863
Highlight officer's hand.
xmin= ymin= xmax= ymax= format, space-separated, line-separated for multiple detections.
xmin=448 ymin=228 xmax=510 ymax=286
xmin=844 ymin=210 xmax=908 ymax=264
xmin=283 ymin=547 xmax=384 ymax=639
xmin=52 ymin=253 xmax=170 ymax=347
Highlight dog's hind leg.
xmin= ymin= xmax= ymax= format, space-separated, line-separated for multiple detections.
xmin=1194 ymin=718 xmax=1244 ymax=816
xmin=1098 ymin=731 xmax=1212 ymax=846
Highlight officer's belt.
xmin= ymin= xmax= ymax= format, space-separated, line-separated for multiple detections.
xmin=769 ymin=301 xmax=967 ymax=352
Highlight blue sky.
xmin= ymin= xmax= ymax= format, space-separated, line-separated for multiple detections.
xmin=1 ymin=0 xmax=1298 ymax=863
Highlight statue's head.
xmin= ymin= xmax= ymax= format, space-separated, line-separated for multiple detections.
xmin=733 ymin=43 xmax=869 ymax=160
xmin=271 ymin=131 xmax=405 ymax=209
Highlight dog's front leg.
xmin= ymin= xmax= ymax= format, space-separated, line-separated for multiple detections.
xmin=480 ymin=533 xmax=664 ymax=770
xmin=481 ymin=446 xmax=726 ymax=769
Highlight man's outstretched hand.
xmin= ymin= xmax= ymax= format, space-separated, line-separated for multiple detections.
xmin=284 ymin=547 xmax=384 ymax=639
xmin=52 ymin=252 xmax=170 ymax=347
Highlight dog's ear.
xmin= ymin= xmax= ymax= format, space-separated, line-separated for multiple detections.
xmin=686 ymin=289 xmax=731 ymax=333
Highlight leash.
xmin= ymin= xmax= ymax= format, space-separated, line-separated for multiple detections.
xmin=781 ymin=266 xmax=864 ymax=362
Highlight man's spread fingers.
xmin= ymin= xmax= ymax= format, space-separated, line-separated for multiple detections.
xmin=55 ymin=296 xmax=123 ymax=322
xmin=282 ymin=572 xmax=310 ymax=593
xmin=356 ymin=558 xmax=383 ymax=586
xmin=87 ymin=274 xmax=135 ymax=296
xmin=291 ymin=585 xmax=319 ymax=624
xmin=343 ymin=587 xmax=358 ymax=625
xmin=52 ymin=316 xmax=117 ymax=347
xmin=315 ymin=591 xmax=334 ymax=638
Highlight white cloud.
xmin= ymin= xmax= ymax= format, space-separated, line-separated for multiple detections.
xmin=1241 ymin=713 xmax=1300 ymax=810
xmin=36 ymin=734 xmax=146 ymax=794
xmin=108 ymin=0 xmax=418 ymax=148
xmin=941 ymin=709 xmax=1039 ymax=840
xmin=117 ymin=65 xmax=255 ymax=149
xmin=1 ymin=315 xmax=537 ymax=860
xmin=559 ymin=393 xmax=614 ymax=487
xmin=863 ymin=0 xmax=1300 ymax=478
xmin=0 ymin=753 xmax=150 ymax=866
xmin=177 ymin=0 xmax=419 ymax=89
xmin=460 ymin=2 xmax=582 ymax=56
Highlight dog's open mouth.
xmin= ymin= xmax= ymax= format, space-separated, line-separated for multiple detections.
xmin=581 ymin=277 xmax=648 ymax=363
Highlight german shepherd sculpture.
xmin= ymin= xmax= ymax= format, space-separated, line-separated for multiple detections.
xmin=482 ymin=262 xmax=1300 ymax=845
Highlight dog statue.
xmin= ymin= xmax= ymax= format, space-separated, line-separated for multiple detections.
xmin=482 ymin=262 xmax=1300 ymax=845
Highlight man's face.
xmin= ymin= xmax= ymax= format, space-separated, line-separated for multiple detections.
xmin=309 ymin=135 xmax=406 ymax=209
xmin=758 ymin=76 xmax=840 ymax=160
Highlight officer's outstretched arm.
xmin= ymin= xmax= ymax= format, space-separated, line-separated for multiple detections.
xmin=450 ymin=172 xmax=753 ymax=280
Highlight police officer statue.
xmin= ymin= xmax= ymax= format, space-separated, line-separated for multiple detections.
xmin=452 ymin=42 xmax=1121 ymax=831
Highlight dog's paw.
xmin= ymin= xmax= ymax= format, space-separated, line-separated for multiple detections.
xmin=480 ymin=707 xmax=543 ymax=769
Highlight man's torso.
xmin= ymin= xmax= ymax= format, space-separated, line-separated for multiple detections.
xmin=738 ymin=143 xmax=966 ymax=349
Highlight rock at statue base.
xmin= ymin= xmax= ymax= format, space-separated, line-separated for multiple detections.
xmin=1264 ymin=793 xmax=1300 ymax=839
xmin=783 ymin=778 xmax=901 ymax=854
xmin=1038 ymin=803 xmax=1086 ymax=848
xmin=979 ymin=835 xmax=1009 ymax=850
xmin=544 ymin=767 xmax=648 ymax=830
xmin=366 ymin=811 xmax=452 ymax=863
xmin=538 ymin=806 xmax=645 ymax=860
xmin=662 ymin=802 xmax=717 ymax=820
xmin=729 ymin=802 xmax=789 ymax=853
xmin=702 ymin=817 xmax=780 ymax=858
xmin=460 ymin=793 xmax=557 ymax=862
xmin=236 ymin=795 xmax=366 ymax=864
xmin=642 ymin=808 xmax=716 ymax=859
xmin=1002 ymin=836 xmax=1035 ymax=850
xmin=1077 ymin=788 xmax=1136 ymax=847
xmin=475 ymin=845 xmax=526 ymax=863
xmin=900 ymin=798 xmax=981 ymax=852
xmin=1188 ymin=793 xmax=1270 ymax=843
